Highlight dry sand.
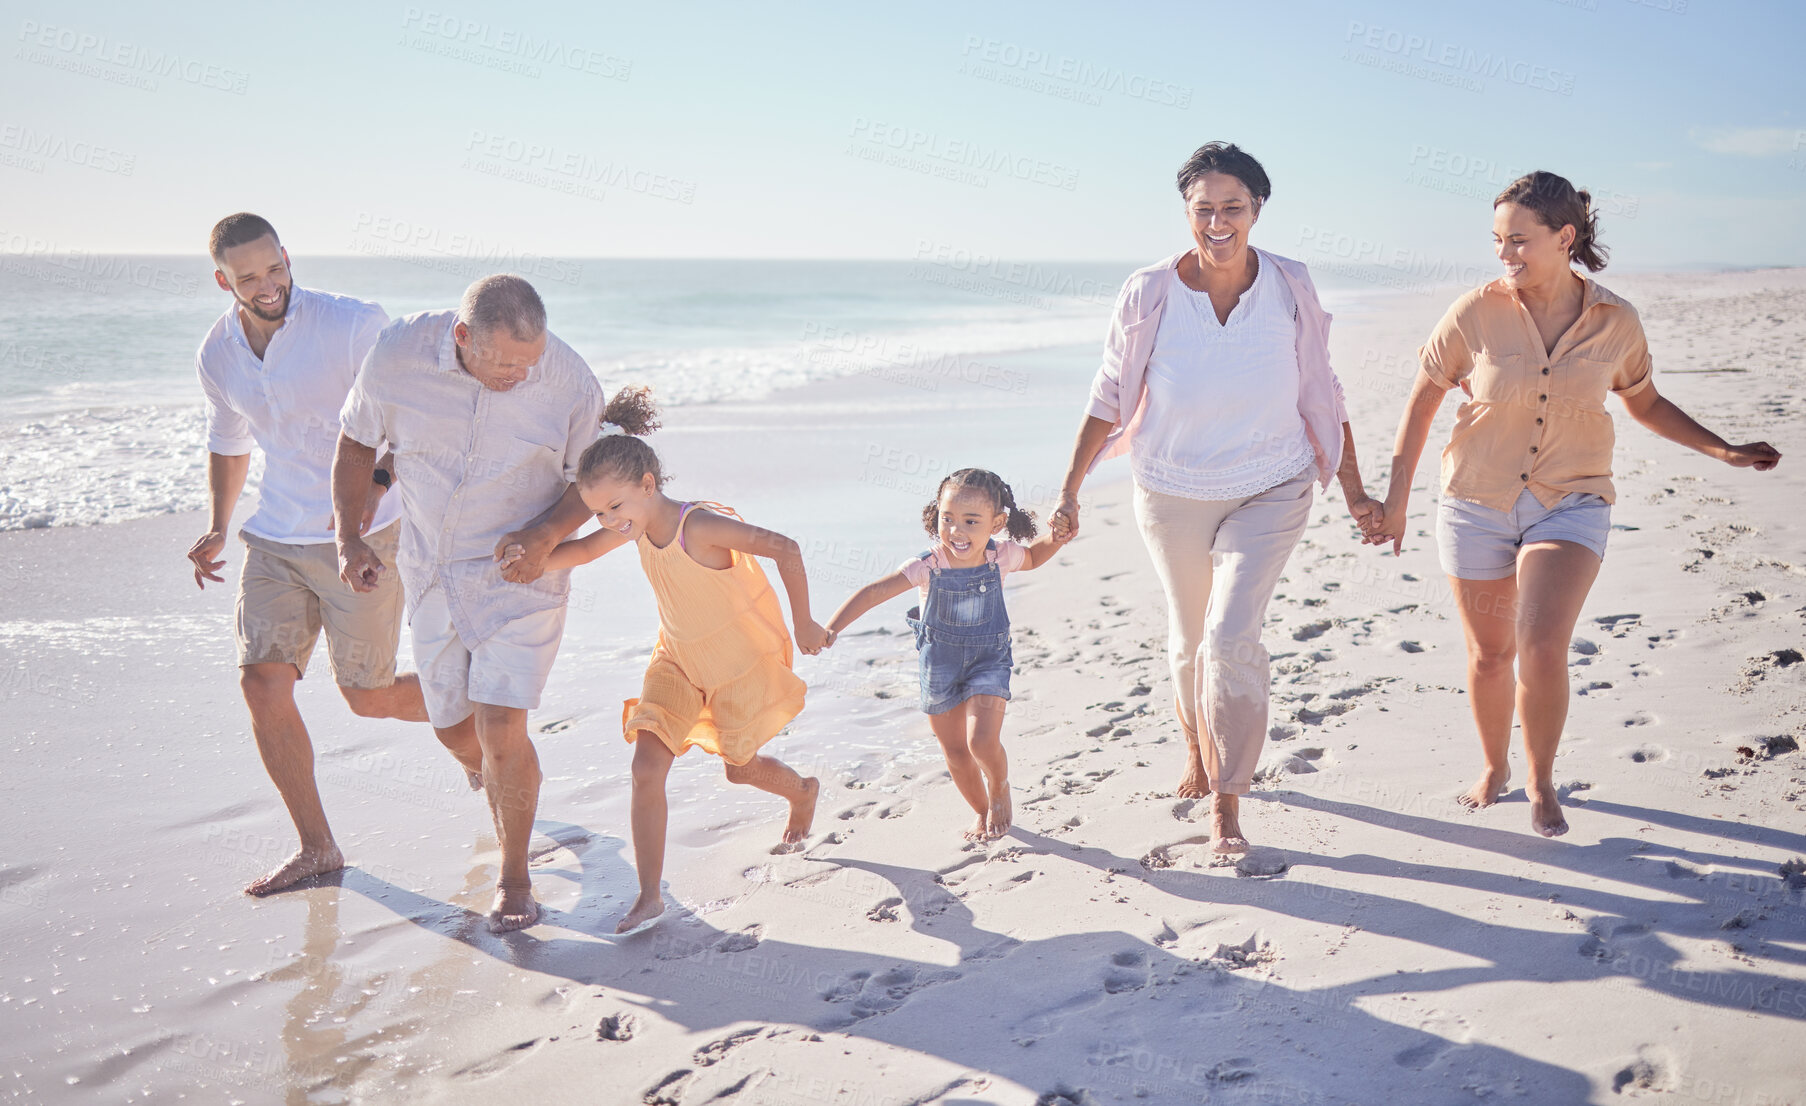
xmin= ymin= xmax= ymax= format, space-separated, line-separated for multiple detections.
xmin=3 ymin=267 xmax=1802 ymax=1104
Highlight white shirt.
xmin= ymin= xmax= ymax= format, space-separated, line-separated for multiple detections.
xmin=340 ymin=310 xmax=604 ymax=647
xmin=1131 ymin=255 xmax=1316 ymax=500
xmin=196 ymin=286 xmax=398 ymax=544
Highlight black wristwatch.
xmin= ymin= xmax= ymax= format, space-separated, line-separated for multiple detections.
xmin=372 ymin=468 xmax=393 ymax=489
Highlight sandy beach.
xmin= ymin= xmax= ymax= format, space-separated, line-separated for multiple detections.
xmin=3 ymin=266 xmax=1803 ymax=1104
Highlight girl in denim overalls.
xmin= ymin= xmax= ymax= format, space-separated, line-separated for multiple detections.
xmin=827 ymin=469 xmax=1068 ymax=841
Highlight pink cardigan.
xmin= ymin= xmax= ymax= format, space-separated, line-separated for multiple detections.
xmin=1084 ymin=248 xmax=1349 ymax=488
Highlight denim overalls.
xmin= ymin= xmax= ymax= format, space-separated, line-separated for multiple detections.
xmin=905 ymin=540 xmax=1014 ymax=714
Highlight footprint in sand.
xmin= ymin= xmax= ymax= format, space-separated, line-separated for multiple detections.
xmin=875 ymin=799 xmax=914 ymax=819
xmin=1626 ymin=745 xmax=1669 ymax=764
xmin=1612 ymin=1049 xmax=1677 ymax=1094
xmin=866 ymin=897 xmax=903 ymax=922
xmin=1621 ymin=711 xmax=1657 ymax=727
xmin=1733 ymin=648 xmax=1804 ymax=693
xmin=1593 ymin=613 xmax=1643 ymax=638
xmin=1103 ymin=950 xmax=1151 ymax=993
xmin=693 ymin=1027 xmax=764 ymax=1066
xmin=642 ymin=1069 xmax=693 ymax=1105
xmin=1293 ymin=619 xmax=1334 ymax=642
xmin=836 ymin=801 xmax=877 ymax=821
xmin=596 ymin=1013 xmax=638 ymax=1042
xmin=821 ymin=965 xmax=963 ymax=1025
xmin=1141 ymin=836 xmax=1213 ymax=870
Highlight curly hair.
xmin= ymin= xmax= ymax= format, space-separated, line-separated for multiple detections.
xmin=921 ymin=468 xmax=1038 ymax=543
xmin=1494 ymin=171 xmax=1608 ymax=273
xmin=576 ymin=385 xmax=664 ymax=488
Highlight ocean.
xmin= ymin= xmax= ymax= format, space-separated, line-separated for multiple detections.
xmin=0 ymin=253 xmax=1385 ymax=533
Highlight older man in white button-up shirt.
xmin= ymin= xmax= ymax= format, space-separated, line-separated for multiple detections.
xmin=335 ymin=274 xmax=602 ymax=932
xmin=188 ymin=212 xmax=455 ymax=899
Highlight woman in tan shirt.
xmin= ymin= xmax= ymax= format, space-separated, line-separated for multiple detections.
xmin=1372 ymin=171 xmax=1780 ymax=838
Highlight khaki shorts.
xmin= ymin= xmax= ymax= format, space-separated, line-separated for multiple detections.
xmin=409 ymin=584 xmax=567 ymax=728
xmin=236 ymin=522 xmax=403 ymax=688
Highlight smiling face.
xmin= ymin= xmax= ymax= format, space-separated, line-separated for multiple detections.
xmin=1184 ymin=171 xmax=1261 ymax=272
xmin=214 ymin=234 xmax=292 ymax=323
xmin=454 ymin=322 xmax=546 ymax=392
xmin=1493 ymin=201 xmax=1575 ymax=291
xmin=578 ymin=471 xmax=660 ymax=540
xmin=933 ymin=487 xmax=1006 ymax=565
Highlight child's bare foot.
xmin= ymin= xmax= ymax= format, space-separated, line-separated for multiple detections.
xmin=963 ymin=814 xmax=989 ymax=843
xmin=984 ymin=789 xmax=1012 ymax=839
xmin=1209 ymin=793 xmax=1249 ymax=854
xmin=1176 ymin=745 xmax=1209 ymax=799
xmin=781 ymin=777 xmax=819 ymax=846
xmin=1529 ymin=782 xmax=1568 ymax=838
xmin=245 ymin=844 xmax=344 ymax=896
xmin=486 ymin=884 xmax=541 ymax=933
xmin=1457 ymin=765 xmax=1511 ymax=810
xmin=615 ymin=892 xmax=666 ymax=934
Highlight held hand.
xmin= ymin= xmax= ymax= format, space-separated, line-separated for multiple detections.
xmin=794 ymin=619 xmax=831 ymax=656
xmin=1346 ymin=494 xmax=1385 ymax=541
xmin=1721 ymin=441 xmax=1781 ymax=471
xmin=495 ymin=528 xmax=551 ymax=584
xmin=338 ymin=535 xmax=384 ymax=593
xmin=1365 ymin=495 xmax=1409 ymax=556
xmin=187 ymin=531 xmax=228 ymax=590
xmin=1049 ymin=493 xmax=1080 ymax=543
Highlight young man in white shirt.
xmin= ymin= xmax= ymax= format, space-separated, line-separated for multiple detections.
xmin=188 ymin=213 xmax=475 ymax=896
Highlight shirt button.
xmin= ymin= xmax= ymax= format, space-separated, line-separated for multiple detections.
xmin=1520 ymin=473 xmax=1529 ymax=481
xmin=1530 ymin=446 xmax=1539 ymax=453
xmin=1542 ymin=368 xmax=1550 ymax=376
xmin=1539 ymin=394 xmax=1547 ymax=402
xmin=1536 ymin=417 xmax=1544 ymax=425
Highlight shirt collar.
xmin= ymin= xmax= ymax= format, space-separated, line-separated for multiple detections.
xmin=1485 ymin=272 xmax=1621 ymax=311
xmin=225 ymin=284 xmax=306 ymax=351
xmin=436 ymin=314 xmax=463 ymax=374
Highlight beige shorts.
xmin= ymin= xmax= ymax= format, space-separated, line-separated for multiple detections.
xmin=409 ymin=585 xmax=567 ymax=728
xmin=235 ymin=522 xmax=403 ymax=689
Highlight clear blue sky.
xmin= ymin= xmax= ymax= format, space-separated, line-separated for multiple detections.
xmin=4 ymin=0 xmax=1802 ymax=268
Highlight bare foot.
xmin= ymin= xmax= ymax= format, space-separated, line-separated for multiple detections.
xmin=1176 ymin=745 xmax=1209 ymax=799
xmin=984 ymin=788 xmax=1013 ymax=840
xmin=615 ymin=892 xmax=666 ymax=934
xmin=962 ymin=814 xmax=988 ymax=843
xmin=245 ymin=844 xmax=344 ymax=896
xmin=1210 ymin=794 xmax=1250 ymax=854
xmin=782 ymin=777 xmax=820 ymax=846
xmin=1456 ymin=764 xmax=1511 ymax=810
xmin=486 ymin=884 xmax=541 ymax=933
xmin=1529 ymin=782 xmax=1569 ymax=838
xmin=466 ymin=770 xmax=484 ymax=792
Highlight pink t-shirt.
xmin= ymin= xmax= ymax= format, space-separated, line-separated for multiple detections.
xmin=898 ymin=540 xmax=1028 ymax=593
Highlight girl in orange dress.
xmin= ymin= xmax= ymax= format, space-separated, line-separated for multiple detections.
xmin=529 ymin=423 xmax=831 ymax=933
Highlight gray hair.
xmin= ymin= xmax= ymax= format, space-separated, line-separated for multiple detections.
xmin=457 ymin=274 xmax=547 ymax=342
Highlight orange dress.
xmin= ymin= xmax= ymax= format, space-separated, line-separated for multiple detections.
xmin=622 ymin=502 xmax=806 ymax=765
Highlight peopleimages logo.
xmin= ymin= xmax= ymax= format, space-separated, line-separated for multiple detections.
xmin=848 ymin=118 xmax=1079 ymax=192
xmin=1343 ymin=21 xmax=1576 ymax=95
xmin=14 ymin=20 xmax=250 ymax=93
xmin=399 ymin=7 xmax=631 ymax=79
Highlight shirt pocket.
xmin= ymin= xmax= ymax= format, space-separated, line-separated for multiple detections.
xmin=503 ymin=434 xmax=564 ymax=492
xmin=1557 ymin=357 xmax=1617 ymax=415
xmin=1465 ymin=351 xmax=1528 ymax=408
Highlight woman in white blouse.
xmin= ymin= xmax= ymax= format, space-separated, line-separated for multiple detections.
xmin=1051 ymin=143 xmax=1385 ymax=853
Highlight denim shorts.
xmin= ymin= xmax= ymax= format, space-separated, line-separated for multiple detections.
xmin=1437 ymin=489 xmax=1610 ymax=580
xmin=915 ymin=629 xmax=1013 ymax=715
